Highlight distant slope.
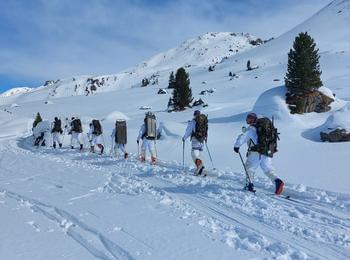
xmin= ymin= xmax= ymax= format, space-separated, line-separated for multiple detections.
xmin=0 ymin=32 xmax=262 ymax=102
xmin=0 ymin=87 xmax=32 ymax=98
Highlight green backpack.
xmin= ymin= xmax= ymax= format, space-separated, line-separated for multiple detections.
xmin=192 ymin=114 xmax=208 ymax=142
xmin=72 ymin=119 xmax=83 ymax=133
xmin=92 ymin=119 xmax=102 ymax=135
xmin=255 ymin=117 xmax=279 ymax=157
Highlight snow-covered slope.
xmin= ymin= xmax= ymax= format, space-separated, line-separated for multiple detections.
xmin=0 ymin=32 xmax=262 ymax=102
xmin=0 ymin=87 xmax=32 ymax=97
xmin=0 ymin=1 xmax=350 ymax=259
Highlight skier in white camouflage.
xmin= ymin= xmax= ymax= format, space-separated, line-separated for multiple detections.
xmin=233 ymin=112 xmax=284 ymax=195
xmin=137 ymin=112 xmax=157 ymax=164
xmin=182 ymin=110 xmax=208 ymax=176
xmin=51 ymin=117 xmax=63 ymax=148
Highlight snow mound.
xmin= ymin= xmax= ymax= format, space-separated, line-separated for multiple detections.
xmin=252 ymin=86 xmax=291 ymax=120
xmin=10 ymin=103 xmax=19 ymax=108
xmin=105 ymin=111 xmax=130 ymax=122
xmin=320 ymin=102 xmax=350 ymax=132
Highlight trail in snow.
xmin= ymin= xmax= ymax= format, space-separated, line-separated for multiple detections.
xmin=0 ymin=136 xmax=347 ymax=259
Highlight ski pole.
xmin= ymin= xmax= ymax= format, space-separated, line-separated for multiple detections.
xmin=110 ymin=136 xmax=114 ymax=156
xmin=238 ymin=151 xmax=252 ymax=185
xmin=182 ymin=140 xmax=185 ymax=168
xmin=137 ymin=141 xmax=140 ymax=159
xmin=205 ymin=142 xmax=215 ymax=170
xmin=154 ymin=140 xmax=158 ymax=159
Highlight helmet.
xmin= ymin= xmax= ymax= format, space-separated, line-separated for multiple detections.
xmin=246 ymin=112 xmax=257 ymax=122
xmin=145 ymin=111 xmax=153 ymax=117
xmin=193 ymin=110 xmax=201 ymax=116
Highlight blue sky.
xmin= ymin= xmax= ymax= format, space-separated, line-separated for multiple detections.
xmin=0 ymin=0 xmax=330 ymax=93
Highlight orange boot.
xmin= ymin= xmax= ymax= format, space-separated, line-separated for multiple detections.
xmin=195 ymin=159 xmax=203 ymax=175
xmin=151 ymin=156 xmax=157 ymax=165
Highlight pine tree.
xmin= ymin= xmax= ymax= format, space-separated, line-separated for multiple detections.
xmin=172 ymin=67 xmax=192 ymax=111
xmin=285 ymin=32 xmax=323 ymax=95
xmin=168 ymin=71 xmax=176 ymax=89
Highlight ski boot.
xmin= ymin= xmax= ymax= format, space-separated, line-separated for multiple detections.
xmin=151 ymin=156 xmax=157 ymax=165
xmin=274 ymin=178 xmax=284 ymax=195
xmin=124 ymin=153 xmax=129 ymax=160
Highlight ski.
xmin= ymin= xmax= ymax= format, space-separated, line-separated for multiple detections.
xmin=268 ymin=193 xmax=313 ymax=206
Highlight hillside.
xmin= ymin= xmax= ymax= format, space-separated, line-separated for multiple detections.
xmin=0 ymin=32 xmax=262 ymax=103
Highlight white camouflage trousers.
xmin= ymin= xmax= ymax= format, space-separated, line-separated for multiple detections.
xmin=245 ymin=151 xmax=277 ymax=183
xmin=52 ymin=132 xmax=62 ymax=145
xmin=190 ymin=138 xmax=205 ymax=170
xmin=114 ymin=143 xmax=127 ymax=157
xmin=70 ymin=132 xmax=82 ymax=146
xmin=141 ymin=139 xmax=156 ymax=159
xmin=91 ymin=134 xmax=103 ymax=146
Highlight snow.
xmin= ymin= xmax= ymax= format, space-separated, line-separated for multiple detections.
xmin=320 ymin=102 xmax=350 ymax=132
xmin=1 ymin=0 xmax=350 ymax=259
xmin=0 ymin=87 xmax=32 ymax=97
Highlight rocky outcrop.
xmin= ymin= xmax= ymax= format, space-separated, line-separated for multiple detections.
xmin=320 ymin=129 xmax=350 ymax=142
xmin=286 ymin=90 xmax=334 ymax=114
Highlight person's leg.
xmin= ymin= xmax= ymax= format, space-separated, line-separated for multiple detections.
xmin=149 ymin=140 xmax=156 ymax=164
xmin=140 ymin=139 xmax=146 ymax=162
xmin=260 ymin=156 xmax=277 ymax=183
xmin=120 ymin=144 xmax=128 ymax=159
xmin=114 ymin=142 xmax=119 ymax=159
xmin=261 ymin=155 xmax=284 ymax=195
xmin=77 ymin=133 xmax=83 ymax=151
xmin=191 ymin=149 xmax=203 ymax=174
xmin=245 ymin=152 xmax=260 ymax=183
xmin=70 ymin=133 xmax=74 ymax=149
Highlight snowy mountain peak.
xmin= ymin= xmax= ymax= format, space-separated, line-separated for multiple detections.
xmin=140 ymin=32 xmax=263 ymax=70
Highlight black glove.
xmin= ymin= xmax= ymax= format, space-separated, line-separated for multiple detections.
xmin=234 ymin=147 xmax=240 ymax=153
xmin=137 ymin=140 xmax=139 ymax=144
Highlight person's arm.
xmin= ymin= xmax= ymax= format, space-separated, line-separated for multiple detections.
xmin=234 ymin=127 xmax=255 ymax=151
xmin=137 ymin=124 xmax=145 ymax=142
xmin=182 ymin=120 xmax=195 ymax=141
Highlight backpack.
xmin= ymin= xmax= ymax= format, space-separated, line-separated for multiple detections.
xmin=92 ymin=120 xmax=102 ymax=135
xmin=72 ymin=119 xmax=82 ymax=133
xmin=144 ymin=112 xmax=156 ymax=140
xmin=52 ymin=119 xmax=62 ymax=133
xmin=115 ymin=120 xmax=127 ymax=144
xmin=192 ymin=114 xmax=208 ymax=142
xmin=255 ymin=117 xmax=279 ymax=157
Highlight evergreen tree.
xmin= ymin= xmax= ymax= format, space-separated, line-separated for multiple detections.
xmin=168 ymin=71 xmax=176 ymax=89
xmin=172 ymin=67 xmax=192 ymax=111
xmin=285 ymin=32 xmax=323 ymax=95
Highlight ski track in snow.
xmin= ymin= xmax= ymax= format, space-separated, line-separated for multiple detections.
xmin=1 ymin=136 xmax=350 ymax=259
